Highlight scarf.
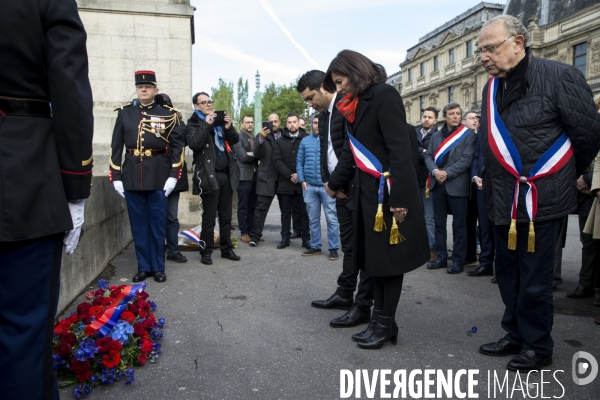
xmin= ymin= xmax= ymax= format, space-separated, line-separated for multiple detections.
xmin=241 ymin=128 xmax=255 ymax=152
xmin=195 ymin=110 xmax=225 ymax=156
xmin=336 ymin=94 xmax=359 ymax=123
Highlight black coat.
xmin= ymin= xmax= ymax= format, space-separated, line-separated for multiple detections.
xmin=110 ymin=103 xmax=185 ymax=191
xmin=328 ymin=83 xmax=429 ymax=277
xmin=0 ymin=0 xmax=93 ymax=241
xmin=186 ymin=113 xmax=240 ymax=195
xmin=480 ymin=50 xmax=600 ymax=225
xmin=172 ymin=121 xmax=189 ymax=193
xmin=416 ymin=125 xmax=437 ymax=188
xmin=253 ymin=130 xmax=281 ymax=197
xmin=273 ymin=129 xmax=308 ymax=194
xmin=235 ymin=129 xmax=258 ymax=182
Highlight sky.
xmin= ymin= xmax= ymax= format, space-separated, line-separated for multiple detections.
xmin=189 ymin=0 xmax=502 ymax=98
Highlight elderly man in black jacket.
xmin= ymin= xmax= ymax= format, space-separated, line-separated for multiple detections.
xmin=273 ymin=114 xmax=310 ymax=249
xmin=477 ymin=15 xmax=600 ymax=372
xmin=187 ymin=92 xmax=241 ymax=266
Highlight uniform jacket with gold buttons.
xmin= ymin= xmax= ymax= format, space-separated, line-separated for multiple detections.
xmin=109 ymin=102 xmax=184 ymax=191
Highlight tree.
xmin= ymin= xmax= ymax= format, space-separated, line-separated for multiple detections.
xmin=261 ymin=80 xmax=308 ymax=123
xmin=236 ymin=77 xmax=254 ymax=126
xmin=211 ymin=78 xmax=235 ymax=121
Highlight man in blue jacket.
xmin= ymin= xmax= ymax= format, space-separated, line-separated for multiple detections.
xmin=297 ymin=114 xmax=340 ymax=260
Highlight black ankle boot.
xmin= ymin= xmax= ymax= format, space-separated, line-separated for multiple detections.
xmin=357 ymin=315 xmax=398 ymax=349
xmin=351 ymin=310 xmax=380 ymax=342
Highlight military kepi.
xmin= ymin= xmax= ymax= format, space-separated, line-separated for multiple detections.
xmin=135 ymin=70 xmax=156 ymax=85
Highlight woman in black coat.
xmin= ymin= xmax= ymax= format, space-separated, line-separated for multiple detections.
xmin=324 ymin=50 xmax=429 ymax=349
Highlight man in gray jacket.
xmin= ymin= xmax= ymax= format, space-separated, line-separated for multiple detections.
xmin=235 ymin=115 xmax=258 ymax=243
xmin=424 ymin=102 xmax=476 ymax=274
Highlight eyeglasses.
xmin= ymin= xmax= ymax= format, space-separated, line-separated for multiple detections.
xmin=474 ymin=36 xmax=514 ymax=57
xmin=196 ymin=100 xmax=213 ymax=106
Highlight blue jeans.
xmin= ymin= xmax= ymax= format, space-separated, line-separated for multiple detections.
xmin=302 ymin=184 xmax=339 ymax=250
xmin=166 ymin=191 xmax=180 ymax=256
xmin=420 ymin=187 xmax=435 ymax=247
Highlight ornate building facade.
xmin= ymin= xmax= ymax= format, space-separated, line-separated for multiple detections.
xmin=398 ymin=1 xmax=600 ymax=126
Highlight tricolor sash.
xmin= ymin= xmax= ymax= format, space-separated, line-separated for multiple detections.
xmin=486 ymin=76 xmax=574 ymax=251
xmin=347 ymin=133 xmax=404 ymax=244
xmin=88 ymin=283 xmax=146 ymax=337
xmin=425 ymin=125 xmax=470 ymax=198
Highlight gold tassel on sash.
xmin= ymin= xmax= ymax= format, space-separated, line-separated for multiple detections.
xmin=508 ymin=219 xmax=517 ymax=250
xmin=390 ymin=218 xmax=406 ymax=244
xmin=425 ymin=186 xmax=430 ymax=199
xmin=527 ymin=221 xmax=535 ymax=252
xmin=374 ymin=204 xmax=386 ymax=232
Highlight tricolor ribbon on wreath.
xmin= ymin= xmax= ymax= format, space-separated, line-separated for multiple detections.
xmin=486 ymin=76 xmax=573 ymax=252
xmin=88 ymin=283 xmax=146 ymax=337
xmin=347 ymin=133 xmax=404 ymax=244
xmin=425 ymin=125 xmax=471 ymax=198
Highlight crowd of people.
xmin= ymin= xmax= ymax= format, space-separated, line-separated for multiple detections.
xmin=2 ymin=5 xmax=600 ymax=398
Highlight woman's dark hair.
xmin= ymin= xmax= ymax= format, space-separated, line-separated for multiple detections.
xmin=323 ymin=50 xmax=387 ymax=96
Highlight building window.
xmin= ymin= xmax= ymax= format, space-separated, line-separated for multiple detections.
xmin=433 ymin=56 xmax=438 ymax=71
xmin=449 ymin=48 xmax=455 ymax=65
xmin=420 ymin=62 xmax=425 ymax=77
xmin=419 ymin=96 xmax=424 ymax=112
xmin=448 ymin=86 xmax=454 ymax=103
xmin=466 ymin=40 xmax=473 ymax=57
xmin=408 ymin=68 xmax=412 ymax=82
xmin=573 ymin=42 xmax=587 ymax=77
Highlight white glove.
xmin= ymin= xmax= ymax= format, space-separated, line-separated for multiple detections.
xmin=113 ymin=181 xmax=125 ymax=198
xmin=164 ymin=177 xmax=177 ymax=197
xmin=64 ymin=200 xmax=85 ymax=255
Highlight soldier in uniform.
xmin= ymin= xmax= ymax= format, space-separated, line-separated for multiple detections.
xmin=0 ymin=1 xmax=93 ymax=398
xmin=109 ymin=71 xmax=184 ymax=283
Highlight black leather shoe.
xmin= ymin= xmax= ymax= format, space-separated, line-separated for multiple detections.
xmin=291 ymin=231 xmax=302 ymax=239
xmin=467 ymin=266 xmax=493 ymax=276
xmin=166 ymin=252 xmax=187 ymax=263
xmin=566 ymin=285 xmax=594 ymax=299
xmin=427 ymin=261 xmax=447 ymax=270
xmin=507 ymin=349 xmax=552 ymax=372
xmin=302 ymin=241 xmax=311 ymax=249
xmin=330 ymin=305 xmax=371 ymax=328
xmin=352 ymin=310 xmax=381 ymax=342
xmin=491 ymin=276 xmax=497 ymax=284
xmin=311 ymin=294 xmax=353 ymax=310
xmin=221 ymin=250 xmax=241 ymax=261
xmin=479 ymin=338 xmax=521 ymax=357
xmin=153 ymin=272 xmax=167 ymax=283
xmin=277 ymin=240 xmax=290 ymax=249
xmin=357 ymin=315 xmax=398 ymax=349
xmin=133 ymin=271 xmax=152 ymax=282
xmin=200 ymin=254 xmax=213 ymax=265
xmin=447 ymin=265 xmax=464 ymax=274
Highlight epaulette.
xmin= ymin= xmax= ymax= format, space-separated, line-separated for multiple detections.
xmin=161 ymin=104 xmax=180 ymax=114
xmin=114 ymin=102 xmax=132 ymax=112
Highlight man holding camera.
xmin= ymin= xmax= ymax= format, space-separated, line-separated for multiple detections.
xmin=186 ymin=92 xmax=241 ymax=265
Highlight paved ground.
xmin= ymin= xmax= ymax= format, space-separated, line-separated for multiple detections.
xmin=59 ymin=210 xmax=599 ymax=399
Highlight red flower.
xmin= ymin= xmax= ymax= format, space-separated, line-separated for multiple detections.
xmin=136 ymin=291 xmax=149 ymax=300
xmin=85 ymin=291 xmax=96 ymax=300
xmin=96 ymin=337 xmax=113 ymax=353
xmin=61 ymin=332 xmax=77 ymax=346
xmin=77 ymin=370 xmax=92 ymax=383
xmin=91 ymin=297 xmax=103 ymax=306
xmin=137 ymin=353 xmax=147 ymax=365
xmin=84 ymin=325 xmax=97 ymax=337
xmin=67 ymin=314 xmax=80 ymax=324
xmin=77 ymin=303 xmax=92 ymax=316
xmin=120 ymin=311 xmax=135 ymax=323
xmin=140 ymin=339 xmax=153 ymax=355
xmin=70 ymin=358 xmax=90 ymax=374
xmin=127 ymin=303 xmax=139 ymax=314
xmin=89 ymin=306 xmax=104 ymax=319
xmin=54 ymin=343 xmax=72 ymax=358
xmin=142 ymin=318 xmax=155 ymax=329
xmin=102 ymin=351 xmax=121 ymax=368
xmin=133 ymin=322 xmax=147 ymax=337
xmin=101 ymin=298 xmax=114 ymax=307
xmin=109 ymin=340 xmax=123 ymax=353
xmin=80 ymin=314 xmax=92 ymax=325
xmin=54 ymin=320 xmax=72 ymax=335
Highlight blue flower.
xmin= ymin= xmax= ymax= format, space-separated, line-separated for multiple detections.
xmin=100 ymin=368 xmax=116 ymax=384
xmin=74 ymin=349 xmax=87 ymax=362
xmin=79 ymin=339 xmax=98 ymax=359
xmin=110 ymin=320 xmax=134 ymax=344
xmin=471 ymin=326 xmax=478 ymax=334
xmin=149 ymin=301 xmax=157 ymax=312
xmin=83 ymin=384 xmax=92 ymax=395
xmin=53 ymin=354 xmax=66 ymax=370
xmin=97 ymin=279 xmax=109 ymax=290
xmin=150 ymin=327 xmax=164 ymax=339
xmin=73 ymin=384 xmax=83 ymax=399
xmin=125 ymin=368 xmax=135 ymax=385
xmin=157 ymin=318 xmax=165 ymax=328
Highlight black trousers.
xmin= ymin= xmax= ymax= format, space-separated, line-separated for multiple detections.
xmin=292 ymin=195 xmax=301 ymax=235
xmin=432 ymin=184 xmax=468 ymax=267
xmin=200 ymin=171 xmax=233 ymax=255
xmin=476 ymin=188 xmax=495 ymax=270
xmin=236 ymin=177 xmax=257 ymax=236
xmin=250 ymin=193 xmax=278 ymax=242
xmin=0 ymin=233 xmax=63 ymax=400
xmin=334 ymin=199 xmax=374 ymax=310
xmin=373 ymin=274 xmax=404 ymax=317
xmin=279 ymin=191 xmax=310 ymax=242
xmin=494 ymin=218 xmax=561 ymax=356
xmin=466 ymin=183 xmax=479 ymax=262
xmin=578 ymin=215 xmax=600 ymax=289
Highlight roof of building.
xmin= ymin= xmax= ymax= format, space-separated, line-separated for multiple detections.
xmin=402 ymin=2 xmax=505 ymax=64
xmin=504 ymin=0 xmax=599 ymax=27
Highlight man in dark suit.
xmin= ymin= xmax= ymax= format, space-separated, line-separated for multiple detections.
xmin=110 ymin=72 xmax=185 ymax=281
xmin=297 ymin=70 xmax=374 ymax=328
xmin=235 ymin=115 xmax=258 ymax=243
xmin=0 ymin=1 xmax=93 ymax=398
xmin=424 ymin=102 xmax=476 ymax=274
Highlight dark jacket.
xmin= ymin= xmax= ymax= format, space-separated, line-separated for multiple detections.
xmin=236 ymin=128 xmax=258 ymax=181
xmin=0 ymin=0 xmax=93 ymax=241
xmin=319 ymin=94 xmax=346 ymax=184
xmin=186 ymin=113 xmax=240 ymax=195
xmin=407 ymin=124 xmax=420 ymax=180
xmin=273 ymin=129 xmax=308 ymax=194
xmin=416 ymin=125 xmax=438 ymax=188
xmin=480 ymin=50 xmax=600 ymax=225
xmin=328 ymin=83 xmax=429 ymax=277
xmin=173 ymin=121 xmax=189 ymax=193
xmin=253 ymin=130 xmax=281 ymax=197
xmin=424 ymin=125 xmax=476 ymax=197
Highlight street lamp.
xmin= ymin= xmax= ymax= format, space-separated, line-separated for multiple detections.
xmin=254 ymin=70 xmax=262 ymax=134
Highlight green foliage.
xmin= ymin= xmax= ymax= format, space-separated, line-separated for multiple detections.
xmin=211 ymin=78 xmax=235 ymax=121
xmin=261 ymin=81 xmax=308 ymax=122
